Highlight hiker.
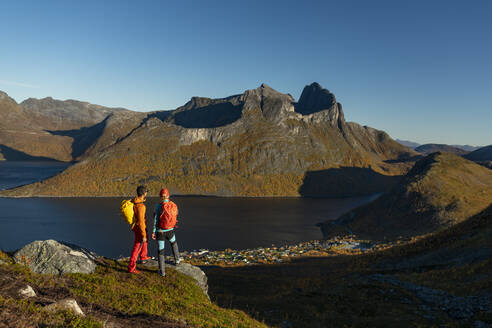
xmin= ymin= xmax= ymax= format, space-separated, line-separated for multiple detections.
xmin=152 ymin=188 xmax=180 ymax=276
xmin=128 ymin=185 xmax=151 ymax=273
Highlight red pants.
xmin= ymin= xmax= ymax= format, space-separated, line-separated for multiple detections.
xmin=128 ymin=228 xmax=149 ymax=272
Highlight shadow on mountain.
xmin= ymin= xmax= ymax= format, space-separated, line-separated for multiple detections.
xmin=0 ymin=144 xmax=60 ymax=161
xmin=383 ymin=154 xmax=423 ymax=164
xmin=299 ymin=167 xmax=402 ymax=197
xmin=149 ymin=110 xmax=173 ymax=122
xmin=47 ymin=117 xmax=109 ymax=159
xmin=173 ymin=103 xmax=242 ymax=128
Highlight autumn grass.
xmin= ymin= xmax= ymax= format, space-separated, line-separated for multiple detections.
xmin=0 ymin=258 xmax=266 ymax=328
xmin=204 ymin=205 xmax=492 ymax=327
xmin=323 ymin=152 xmax=492 ymax=240
xmin=0 ymin=296 xmax=101 ymax=328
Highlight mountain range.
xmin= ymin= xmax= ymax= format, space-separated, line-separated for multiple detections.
xmin=0 ymin=82 xmax=418 ymax=197
xmin=395 ymin=139 xmax=482 ymax=152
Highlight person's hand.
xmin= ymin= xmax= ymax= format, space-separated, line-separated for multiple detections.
xmin=142 ymin=237 xmax=147 ymax=243
xmin=151 ymin=233 xmax=156 ymax=240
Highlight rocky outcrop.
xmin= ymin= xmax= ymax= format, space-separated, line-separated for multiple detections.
xmin=14 ymin=240 xmax=97 ymax=274
xmin=142 ymin=259 xmax=209 ymax=298
xmin=295 ymin=82 xmax=344 ymax=126
xmin=45 ymin=298 xmax=84 ymax=316
xmin=172 ymin=262 xmax=208 ymax=297
xmin=18 ymin=285 xmax=36 ymax=298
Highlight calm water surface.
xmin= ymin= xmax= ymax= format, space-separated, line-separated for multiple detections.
xmin=0 ymin=161 xmax=69 ymax=190
xmin=0 ymin=161 xmax=379 ymax=258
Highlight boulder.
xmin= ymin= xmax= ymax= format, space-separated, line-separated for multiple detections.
xmin=171 ymin=262 xmax=209 ymax=297
xmin=142 ymin=259 xmax=209 ymax=297
xmin=45 ymin=298 xmax=84 ymax=316
xmin=18 ymin=285 xmax=36 ymax=298
xmin=14 ymin=240 xmax=97 ymax=274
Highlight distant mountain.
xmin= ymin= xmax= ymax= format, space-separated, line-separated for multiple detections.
xmin=464 ymin=145 xmax=492 ymax=161
xmin=0 ymin=91 xmax=146 ymax=161
xmin=1 ymin=82 xmax=418 ymax=197
xmin=451 ymin=144 xmax=481 ymax=152
xmin=319 ymin=152 xmax=492 ymax=240
xmin=396 ymin=139 xmax=481 ymax=153
xmin=464 ymin=145 xmax=492 ymax=169
xmin=395 ymin=139 xmax=420 ymax=149
xmin=414 ymin=143 xmax=469 ymax=155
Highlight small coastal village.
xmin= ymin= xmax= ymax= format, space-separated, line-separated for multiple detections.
xmin=177 ymin=237 xmax=382 ymax=266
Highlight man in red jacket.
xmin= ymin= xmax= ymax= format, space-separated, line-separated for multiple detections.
xmin=128 ymin=185 xmax=151 ymax=273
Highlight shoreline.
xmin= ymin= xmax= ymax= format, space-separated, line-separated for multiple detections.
xmin=147 ymin=236 xmax=399 ymax=267
xmin=0 ymin=193 xmax=383 ymax=200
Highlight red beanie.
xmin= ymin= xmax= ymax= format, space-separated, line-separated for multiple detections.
xmin=159 ymin=188 xmax=170 ymax=198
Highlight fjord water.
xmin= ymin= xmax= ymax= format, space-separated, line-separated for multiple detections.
xmin=0 ymin=161 xmax=69 ymax=190
xmin=0 ymin=161 xmax=379 ymax=258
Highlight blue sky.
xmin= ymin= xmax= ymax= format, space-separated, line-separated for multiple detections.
xmin=1 ymin=0 xmax=491 ymax=146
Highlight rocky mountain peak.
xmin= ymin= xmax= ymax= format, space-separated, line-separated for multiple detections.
xmin=294 ymin=82 xmax=345 ymax=127
xmin=296 ymin=82 xmax=337 ymax=115
xmin=0 ymin=90 xmax=9 ymax=100
xmin=0 ymin=90 xmax=18 ymax=104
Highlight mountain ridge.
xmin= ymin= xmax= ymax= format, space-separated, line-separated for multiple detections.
xmin=319 ymin=152 xmax=492 ymax=240
xmin=1 ymin=82 xmax=417 ymax=197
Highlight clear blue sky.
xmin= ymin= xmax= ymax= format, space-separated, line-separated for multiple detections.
xmin=1 ymin=0 xmax=491 ymax=146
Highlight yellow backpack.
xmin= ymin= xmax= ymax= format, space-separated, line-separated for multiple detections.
xmin=120 ymin=199 xmax=135 ymax=228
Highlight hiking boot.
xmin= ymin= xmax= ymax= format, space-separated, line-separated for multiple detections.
xmin=175 ymin=258 xmax=181 ymax=265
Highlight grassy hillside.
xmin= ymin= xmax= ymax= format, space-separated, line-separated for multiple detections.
xmin=2 ymin=206 xmax=489 ymax=327
xmin=0 ymin=253 xmax=265 ymax=328
xmin=204 ymin=204 xmax=492 ymax=327
xmin=318 ymin=152 xmax=492 ymax=240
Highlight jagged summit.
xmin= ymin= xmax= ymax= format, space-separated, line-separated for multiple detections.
xmin=296 ymin=82 xmax=337 ymax=115
xmin=173 ymin=83 xmax=345 ymax=127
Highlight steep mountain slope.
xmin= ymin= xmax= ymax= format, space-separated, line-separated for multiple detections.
xmin=415 ymin=143 xmax=469 ymax=155
xmin=2 ymin=83 xmax=417 ymax=197
xmin=320 ymin=152 xmax=492 ymax=240
xmin=0 ymin=91 xmax=146 ymax=161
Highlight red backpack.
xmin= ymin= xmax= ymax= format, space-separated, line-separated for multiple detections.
xmin=158 ymin=201 xmax=178 ymax=229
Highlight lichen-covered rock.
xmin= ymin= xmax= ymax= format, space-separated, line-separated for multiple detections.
xmin=142 ymin=259 xmax=208 ymax=297
xmin=14 ymin=240 xmax=97 ymax=274
xmin=171 ymin=262 xmax=208 ymax=297
xmin=45 ymin=298 xmax=84 ymax=316
xmin=18 ymin=285 xmax=36 ymax=298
